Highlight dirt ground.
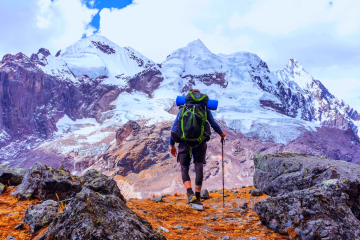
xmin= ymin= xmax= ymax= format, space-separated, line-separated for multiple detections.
xmin=127 ymin=186 xmax=290 ymax=240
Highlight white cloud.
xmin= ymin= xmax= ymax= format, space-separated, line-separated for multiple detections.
xmin=228 ymin=0 xmax=360 ymax=36
xmin=0 ymin=0 xmax=97 ymax=58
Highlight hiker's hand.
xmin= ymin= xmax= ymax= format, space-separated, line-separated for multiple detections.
xmin=220 ymin=132 xmax=226 ymax=138
xmin=170 ymin=145 xmax=177 ymax=157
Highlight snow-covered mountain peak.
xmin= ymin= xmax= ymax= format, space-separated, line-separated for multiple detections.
xmin=185 ymin=39 xmax=212 ymax=55
xmin=33 ymin=34 xmax=158 ymax=85
xmin=275 ymin=58 xmax=314 ymax=90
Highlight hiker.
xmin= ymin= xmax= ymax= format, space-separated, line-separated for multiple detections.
xmin=169 ymin=89 xmax=226 ymax=205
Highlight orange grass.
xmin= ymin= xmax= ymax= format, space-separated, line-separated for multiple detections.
xmin=127 ymin=186 xmax=291 ymax=240
xmin=0 ymin=187 xmax=39 ymax=240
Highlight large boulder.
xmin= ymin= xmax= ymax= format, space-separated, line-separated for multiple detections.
xmin=253 ymin=153 xmax=360 ymax=197
xmin=0 ymin=165 xmax=26 ymax=193
xmin=253 ymin=153 xmax=360 ymax=240
xmin=11 ymin=162 xmax=81 ymax=200
xmin=256 ymin=178 xmax=360 ymax=239
xmin=23 ymin=200 xmax=60 ymax=233
xmin=39 ymin=188 xmax=164 ymax=240
xmin=80 ymin=169 xmax=125 ymax=202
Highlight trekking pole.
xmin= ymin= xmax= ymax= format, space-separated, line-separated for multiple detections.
xmin=221 ymin=137 xmax=225 ymax=208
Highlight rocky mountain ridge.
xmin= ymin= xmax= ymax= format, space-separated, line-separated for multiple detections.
xmin=1 ymin=35 xmax=360 ymax=198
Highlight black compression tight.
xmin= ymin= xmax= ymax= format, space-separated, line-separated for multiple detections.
xmin=181 ymin=162 xmax=203 ymax=186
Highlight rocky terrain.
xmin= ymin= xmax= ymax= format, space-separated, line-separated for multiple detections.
xmin=0 ymin=161 xmax=290 ymax=240
xmin=254 ymin=153 xmax=360 ymax=239
xmin=0 ymin=162 xmax=164 ymax=240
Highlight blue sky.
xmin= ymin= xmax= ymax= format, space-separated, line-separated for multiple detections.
xmin=81 ymin=0 xmax=132 ymax=35
xmin=1 ymin=0 xmax=360 ymax=111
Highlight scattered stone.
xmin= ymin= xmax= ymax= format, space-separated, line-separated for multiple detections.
xmin=249 ymin=237 xmax=257 ymax=240
xmin=224 ymin=194 xmax=230 ymax=197
xmin=200 ymin=189 xmax=209 ymax=199
xmin=240 ymin=202 xmax=248 ymax=209
xmin=5 ymin=213 xmax=12 ymax=216
xmin=0 ymin=165 xmax=26 ymax=193
xmin=152 ymin=196 xmax=163 ymax=203
xmin=210 ymin=198 xmax=219 ymax=202
xmin=173 ymin=225 xmax=186 ymax=230
xmin=205 ymin=217 xmax=217 ymax=221
xmin=209 ymin=189 xmax=217 ymax=193
xmin=15 ymin=223 xmax=25 ymax=230
xmin=169 ymin=202 xmax=176 ymax=205
xmin=157 ymin=226 xmax=169 ymax=233
xmin=232 ymin=193 xmax=240 ymax=198
xmin=221 ymin=236 xmax=230 ymax=240
xmin=38 ymin=188 xmax=164 ymax=240
xmin=23 ymin=200 xmax=60 ymax=233
xmin=190 ymin=203 xmax=204 ymax=211
xmin=234 ymin=190 xmax=239 ymax=193
xmin=249 ymin=189 xmax=263 ymax=196
xmin=161 ymin=194 xmax=167 ymax=198
xmin=7 ymin=236 xmax=15 ymax=240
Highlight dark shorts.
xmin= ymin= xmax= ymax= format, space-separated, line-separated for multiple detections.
xmin=177 ymin=141 xmax=207 ymax=166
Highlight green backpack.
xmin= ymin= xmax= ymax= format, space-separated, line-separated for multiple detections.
xmin=175 ymin=91 xmax=211 ymax=156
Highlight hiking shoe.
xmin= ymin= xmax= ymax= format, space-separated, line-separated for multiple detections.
xmin=186 ymin=193 xmax=197 ymax=205
xmin=192 ymin=199 xmax=203 ymax=205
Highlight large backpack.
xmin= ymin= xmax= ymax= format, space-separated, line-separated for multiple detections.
xmin=173 ymin=91 xmax=211 ymax=156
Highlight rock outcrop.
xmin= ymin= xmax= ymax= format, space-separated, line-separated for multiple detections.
xmin=11 ymin=162 xmax=125 ymax=203
xmin=11 ymin=162 xmax=81 ymax=200
xmin=23 ymin=200 xmax=60 ymax=233
xmin=39 ymin=188 xmax=164 ymax=240
xmin=254 ymin=153 xmax=360 ymax=239
xmin=0 ymin=165 xmax=26 ymax=193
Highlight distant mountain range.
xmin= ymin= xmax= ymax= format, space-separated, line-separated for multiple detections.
xmin=1 ymin=35 xmax=359 ymax=197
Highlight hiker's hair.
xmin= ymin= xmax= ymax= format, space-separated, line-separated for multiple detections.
xmin=190 ymin=89 xmax=200 ymax=93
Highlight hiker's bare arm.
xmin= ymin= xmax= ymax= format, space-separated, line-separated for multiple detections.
xmin=170 ymin=145 xmax=177 ymax=157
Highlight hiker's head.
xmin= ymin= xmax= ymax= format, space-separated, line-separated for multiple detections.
xmin=190 ymin=89 xmax=200 ymax=93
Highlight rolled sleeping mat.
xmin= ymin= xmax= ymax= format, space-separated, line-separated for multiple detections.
xmin=176 ymin=96 xmax=185 ymax=106
xmin=175 ymin=96 xmax=218 ymax=110
xmin=207 ymin=99 xmax=218 ymax=110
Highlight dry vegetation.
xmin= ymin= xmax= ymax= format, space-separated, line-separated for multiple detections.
xmin=127 ymin=186 xmax=290 ymax=240
xmin=0 ymin=187 xmax=39 ymax=240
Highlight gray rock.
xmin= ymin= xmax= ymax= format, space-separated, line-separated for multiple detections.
xmin=39 ymin=188 xmax=164 ymax=240
xmin=169 ymin=201 xmax=176 ymax=205
xmin=11 ymin=162 xmax=81 ymax=200
xmin=152 ymin=196 xmax=163 ymax=203
xmin=209 ymin=189 xmax=217 ymax=193
xmin=190 ymin=203 xmax=203 ymax=211
xmin=224 ymin=194 xmax=230 ymax=197
xmin=15 ymin=223 xmax=25 ymax=230
xmin=0 ymin=183 xmax=5 ymax=194
xmin=249 ymin=237 xmax=257 ymax=240
xmin=221 ymin=236 xmax=230 ymax=240
xmin=7 ymin=236 xmax=15 ymax=240
xmin=173 ymin=225 xmax=186 ymax=230
xmin=210 ymin=198 xmax=219 ymax=202
xmin=0 ymin=165 xmax=26 ymax=193
xmin=23 ymin=200 xmax=60 ymax=233
xmin=5 ymin=213 xmax=12 ymax=216
xmin=254 ymin=153 xmax=360 ymax=240
xmin=240 ymin=202 xmax=248 ymax=209
xmin=205 ymin=217 xmax=217 ymax=221
xmin=158 ymin=226 xmax=169 ymax=233
xmin=253 ymin=153 xmax=360 ymax=197
xmin=249 ymin=189 xmax=263 ymax=196
xmin=200 ymin=189 xmax=209 ymax=199
xmin=80 ymin=169 xmax=125 ymax=202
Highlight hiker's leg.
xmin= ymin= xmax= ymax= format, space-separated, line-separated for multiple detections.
xmin=193 ymin=142 xmax=207 ymax=200
xmin=178 ymin=141 xmax=193 ymax=194
xmin=194 ymin=161 xmax=203 ymax=199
